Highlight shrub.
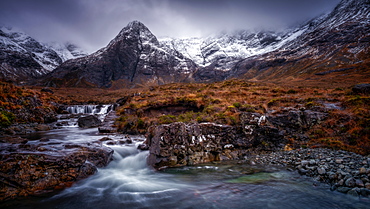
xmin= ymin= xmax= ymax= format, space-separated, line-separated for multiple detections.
xmin=0 ymin=111 xmax=15 ymax=127
xmin=287 ymin=89 xmax=298 ymax=94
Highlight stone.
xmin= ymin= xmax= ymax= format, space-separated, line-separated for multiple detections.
xmin=347 ymin=188 xmax=360 ymax=197
xmin=317 ymin=167 xmax=326 ymax=175
xmin=77 ymin=115 xmax=102 ymax=128
xmin=335 ymin=158 xmax=343 ymax=164
xmin=337 ymin=187 xmax=351 ymax=193
xmin=352 ymin=83 xmax=370 ymax=94
xmin=337 ymin=179 xmax=344 ymax=186
xmin=366 ymin=183 xmax=370 ymax=189
xmin=360 ymin=188 xmax=370 ymax=197
xmin=137 ymin=143 xmax=149 ymax=150
xmin=0 ymin=142 xmax=113 ymax=201
xmin=301 ymin=160 xmax=309 ymax=166
xmin=99 ymin=137 xmax=113 ymax=141
xmin=359 ymin=167 xmax=367 ymax=174
xmin=345 ymin=177 xmax=356 ymax=187
xmin=35 ymin=124 xmax=51 ymax=131
xmin=98 ymin=126 xmax=117 ymax=133
xmin=356 ymin=179 xmax=365 ymax=187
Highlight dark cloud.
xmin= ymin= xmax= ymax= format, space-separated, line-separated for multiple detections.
xmin=0 ymin=0 xmax=341 ymax=53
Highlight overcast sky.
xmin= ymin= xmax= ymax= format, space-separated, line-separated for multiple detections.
xmin=0 ymin=0 xmax=341 ymax=53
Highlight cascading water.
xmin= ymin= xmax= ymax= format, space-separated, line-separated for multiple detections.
xmin=1 ymin=109 xmax=369 ymax=209
xmin=66 ymin=104 xmax=113 ymax=115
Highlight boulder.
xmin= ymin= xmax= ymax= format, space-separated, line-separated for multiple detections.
xmin=352 ymin=83 xmax=370 ymax=94
xmin=78 ymin=115 xmax=102 ymax=128
xmin=0 ymin=141 xmax=113 ymax=201
xmin=145 ymin=122 xmax=284 ymax=169
xmin=116 ymin=96 xmax=131 ymax=106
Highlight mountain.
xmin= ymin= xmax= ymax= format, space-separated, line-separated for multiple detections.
xmin=219 ymin=0 xmax=370 ymax=84
xmin=159 ymin=28 xmax=302 ymax=70
xmin=0 ymin=27 xmax=87 ymax=82
xmin=21 ymin=0 xmax=370 ymax=87
xmin=45 ymin=21 xmax=197 ymax=88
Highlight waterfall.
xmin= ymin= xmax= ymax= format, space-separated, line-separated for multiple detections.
xmin=66 ymin=104 xmax=113 ymax=114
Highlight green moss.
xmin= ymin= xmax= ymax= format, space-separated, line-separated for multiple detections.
xmin=0 ymin=111 xmax=15 ymax=127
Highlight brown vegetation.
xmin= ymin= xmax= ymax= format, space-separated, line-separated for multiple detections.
xmin=5 ymin=78 xmax=370 ymax=155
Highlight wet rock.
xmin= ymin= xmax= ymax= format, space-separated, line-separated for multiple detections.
xmin=337 ymin=187 xmax=351 ymax=193
xmin=137 ymin=143 xmax=149 ymax=150
xmin=98 ymin=126 xmax=117 ymax=133
xmin=0 ymin=141 xmax=113 ymax=201
xmin=347 ymin=188 xmax=360 ymax=197
xmin=345 ymin=177 xmax=356 ymax=187
xmin=99 ymin=137 xmax=113 ymax=141
xmin=77 ymin=115 xmax=102 ymax=128
xmin=360 ymin=188 xmax=370 ymax=197
xmin=317 ymin=167 xmax=326 ymax=175
xmin=35 ymin=124 xmax=51 ymax=131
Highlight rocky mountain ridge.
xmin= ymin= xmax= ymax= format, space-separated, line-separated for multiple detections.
xmin=1 ymin=0 xmax=368 ymax=87
xmin=225 ymin=0 xmax=370 ymax=83
xmin=45 ymin=21 xmax=197 ymax=88
xmin=0 ymin=26 xmax=87 ymax=82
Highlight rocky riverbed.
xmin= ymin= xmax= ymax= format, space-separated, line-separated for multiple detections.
xmin=246 ymin=148 xmax=370 ymax=198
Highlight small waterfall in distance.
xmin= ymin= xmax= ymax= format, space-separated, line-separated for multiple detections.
xmin=66 ymin=104 xmax=113 ymax=115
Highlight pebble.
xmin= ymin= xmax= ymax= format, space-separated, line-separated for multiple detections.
xmin=246 ymin=148 xmax=370 ymax=198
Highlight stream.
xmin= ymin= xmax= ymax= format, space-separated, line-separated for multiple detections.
xmin=1 ymin=106 xmax=369 ymax=209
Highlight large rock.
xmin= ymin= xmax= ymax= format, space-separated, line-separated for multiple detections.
xmin=145 ymin=121 xmax=284 ymax=169
xmin=266 ymin=108 xmax=328 ymax=140
xmin=0 ymin=141 xmax=113 ymax=201
xmin=78 ymin=115 xmax=102 ymax=128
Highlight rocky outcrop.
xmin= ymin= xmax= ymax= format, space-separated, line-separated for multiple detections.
xmin=145 ymin=119 xmax=285 ymax=169
xmin=77 ymin=115 xmax=102 ymax=128
xmin=0 ymin=139 xmax=113 ymax=201
xmin=266 ymin=108 xmax=328 ymax=141
xmin=144 ymin=109 xmax=328 ymax=169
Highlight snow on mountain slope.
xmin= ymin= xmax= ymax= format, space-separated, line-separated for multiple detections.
xmin=46 ymin=42 xmax=88 ymax=63
xmin=0 ymin=26 xmax=62 ymax=71
xmin=159 ymin=28 xmax=306 ymax=69
xmin=0 ymin=26 xmax=88 ymax=82
xmin=46 ymin=21 xmax=197 ymax=88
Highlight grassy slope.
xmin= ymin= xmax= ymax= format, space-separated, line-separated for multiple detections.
xmin=40 ymin=79 xmax=369 ymax=155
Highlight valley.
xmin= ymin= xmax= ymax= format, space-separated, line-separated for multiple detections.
xmin=0 ymin=0 xmax=369 ymax=207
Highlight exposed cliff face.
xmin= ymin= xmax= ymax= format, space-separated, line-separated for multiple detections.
xmin=46 ymin=21 xmax=197 ymax=88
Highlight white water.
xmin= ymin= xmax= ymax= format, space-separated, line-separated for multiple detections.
xmin=66 ymin=104 xmax=113 ymax=114
xmin=49 ymin=144 xmax=189 ymax=208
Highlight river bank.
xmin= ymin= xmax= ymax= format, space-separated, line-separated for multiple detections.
xmin=246 ymin=148 xmax=370 ymax=197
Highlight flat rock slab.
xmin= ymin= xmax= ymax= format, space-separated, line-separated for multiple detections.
xmin=0 ymin=140 xmax=113 ymax=201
